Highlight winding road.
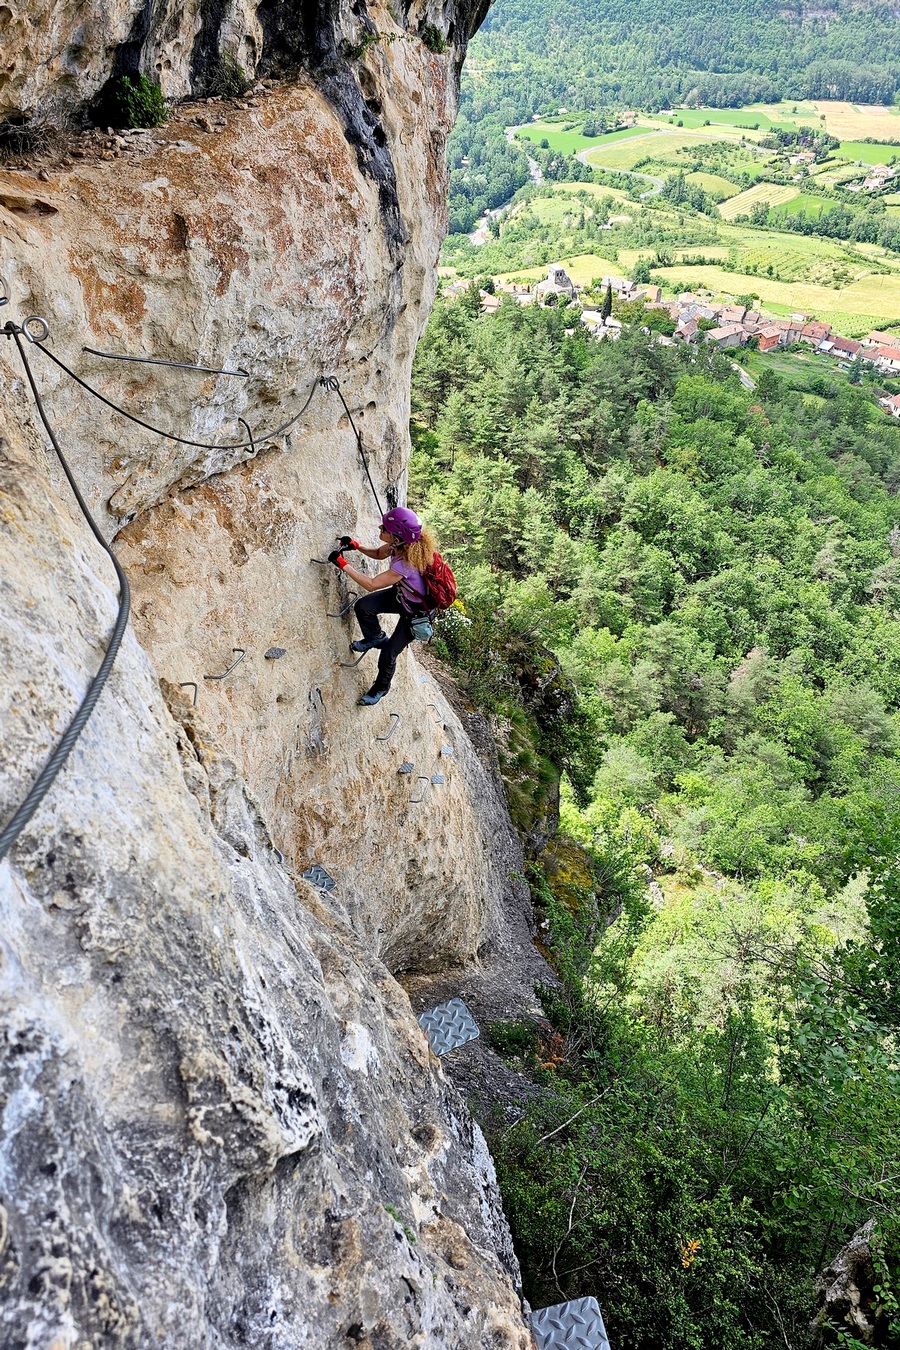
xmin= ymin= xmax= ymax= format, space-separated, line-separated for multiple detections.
xmin=575 ymin=136 xmax=665 ymax=198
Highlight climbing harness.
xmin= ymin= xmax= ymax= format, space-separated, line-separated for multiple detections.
xmin=0 ymin=312 xmax=131 ymax=864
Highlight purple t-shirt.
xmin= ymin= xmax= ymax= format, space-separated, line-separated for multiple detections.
xmin=391 ymin=557 xmax=427 ymax=613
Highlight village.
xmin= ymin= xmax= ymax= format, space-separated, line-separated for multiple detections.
xmin=446 ymin=262 xmax=900 ymax=417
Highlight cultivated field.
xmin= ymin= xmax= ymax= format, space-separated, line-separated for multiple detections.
xmin=811 ymin=100 xmax=900 ymax=141
xmin=498 ymin=253 xmax=622 ymax=287
xmin=515 ymin=122 xmax=654 ymax=158
xmin=656 ymin=263 xmax=900 ymax=335
xmin=584 ymin=130 xmax=752 ymax=172
xmin=718 ymin=182 xmax=799 ymax=220
xmin=686 ymin=171 xmax=741 ymax=200
xmin=773 ymin=193 xmax=832 ymax=218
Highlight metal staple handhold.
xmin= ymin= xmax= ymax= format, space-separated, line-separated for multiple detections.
xmin=375 ymin=712 xmax=401 ymax=743
xmin=203 ymin=647 xmax=246 ymax=681
xmin=178 ymin=681 xmax=199 ymax=706
xmin=327 ymin=590 xmax=359 ymax=618
xmin=410 ymin=775 xmax=429 ymax=804
xmin=340 ymin=650 xmax=367 ymax=668
xmin=426 ymin=702 xmax=443 ymax=727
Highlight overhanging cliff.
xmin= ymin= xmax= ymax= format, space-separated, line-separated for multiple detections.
xmin=0 ymin=4 xmax=540 ymax=1346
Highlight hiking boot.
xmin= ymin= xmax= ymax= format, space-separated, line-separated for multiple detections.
xmin=350 ymin=633 xmax=388 ymax=654
xmin=358 ymin=688 xmax=389 ymax=706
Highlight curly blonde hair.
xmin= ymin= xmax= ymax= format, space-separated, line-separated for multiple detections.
xmin=396 ymin=525 xmax=437 ymax=574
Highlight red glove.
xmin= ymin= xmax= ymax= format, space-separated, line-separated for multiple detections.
xmin=339 ymin=535 xmax=360 ymax=550
xmin=327 ymin=549 xmax=349 ymax=570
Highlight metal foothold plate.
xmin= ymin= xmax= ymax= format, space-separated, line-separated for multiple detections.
xmin=301 ymin=863 xmax=336 ymax=893
xmin=265 ymin=647 xmax=286 ymax=659
xmin=417 ymin=998 xmax=480 ymax=1057
xmin=430 ymin=774 xmax=445 ymax=786
xmin=440 ymin=745 xmax=454 ymax=756
xmin=398 ymin=762 xmax=414 ymax=775
xmin=531 ymin=1298 xmax=611 ymax=1350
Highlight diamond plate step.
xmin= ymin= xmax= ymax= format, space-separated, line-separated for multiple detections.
xmin=301 ymin=863 xmax=336 ymax=893
xmin=531 ymin=1298 xmax=610 ymax=1350
xmin=417 ymin=998 xmax=480 ymax=1056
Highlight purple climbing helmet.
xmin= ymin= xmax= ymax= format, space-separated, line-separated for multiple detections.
xmin=381 ymin=506 xmax=422 ymax=543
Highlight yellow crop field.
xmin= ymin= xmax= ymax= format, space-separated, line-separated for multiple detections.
xmin=718 ymin=182 xmax=800 ymax=220
xmin=497 ymin=254 xmax=621 ymax=287
xmin=811 ymin=100 xmax=900 ymax=140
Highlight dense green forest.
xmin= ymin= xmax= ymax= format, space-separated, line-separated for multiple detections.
xmin=411 ymin=295 xmax=900 ymax=1347
xmin=471 ymin=0 xmax=900 ymax=117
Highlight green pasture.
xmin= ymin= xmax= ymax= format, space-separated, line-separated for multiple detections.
xmin=685 ymin=171 xmax=741 ymax=201
xmin=655 ymin=107 xmax=783 ymax=134
xmin=772 ymin=193 xmax=833 ymax=218
xmin=742 ymin=346 xmax=851 ymax=393
xmin=831 ymin=140 xmax=900 ymax=166
xmin=545 ymin=181 xmax=633 ymax=204
xmin=515 ymin=122 xmax=654 ymax=158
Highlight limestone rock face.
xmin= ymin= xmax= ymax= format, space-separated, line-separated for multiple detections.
xmin=811 ymin=1221 xmax=886 ymax=1347
xmin=0 ymin=5 xmax=537 ymax=1346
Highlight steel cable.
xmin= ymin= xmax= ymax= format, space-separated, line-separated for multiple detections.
xmin=0 ymin=326 xmax=131 ymax=862
xmin=32 ymin=346 xmax=385 ymax=516
xmin=0 ymin=331 xmax=388 ymax=859
xmin=323 ymin=378 xmax=385 ymax=517
xmin=33 ymin=342 xmax=321 ymax=451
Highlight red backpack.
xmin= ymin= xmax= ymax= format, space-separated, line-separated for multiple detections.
xmin=423 ymin=552 xmax=457 ymax=612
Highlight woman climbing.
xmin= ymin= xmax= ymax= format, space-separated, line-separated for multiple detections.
xmin=328 ymin=507 xmax=436 ymax=706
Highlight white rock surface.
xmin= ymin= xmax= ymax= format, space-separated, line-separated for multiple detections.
xmin=0 ymin=8 xmax=536 ymax=1346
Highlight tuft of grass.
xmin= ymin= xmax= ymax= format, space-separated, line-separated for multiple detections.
xmin=209 ymin=52 xmax=250 ymax=100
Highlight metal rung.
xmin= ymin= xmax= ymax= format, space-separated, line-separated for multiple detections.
xmin=179 ymin=681 xmax=198 ymax=705
xmin=531 ymin=1298 xmax=611 ymax=1350
xmin=410 ymin=775 xmax=429 ymax=803
xmin=203 ymin=647 xmax=245 ymax=681
xmin=417 ymin=998 xmax=480 ymax=1056
xmin=375 ymin=712 xmax=401 ymax=743
xmin=340 ymin=651 xmax=367 ymax=668
xmin=327 ymin=591 xmax=359 ymax=618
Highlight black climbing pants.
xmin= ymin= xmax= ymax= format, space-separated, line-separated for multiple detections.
xmin=354 ymin=591 xmax=414 ymax=693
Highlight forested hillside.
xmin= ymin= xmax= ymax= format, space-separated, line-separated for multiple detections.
xmin=411 ymin=295 xmax=900 ymax=1347
xmin=472 ymin=0 xmax=900 ymax=116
